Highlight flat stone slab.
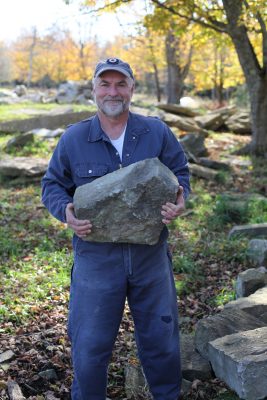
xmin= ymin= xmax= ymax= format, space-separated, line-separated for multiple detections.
xmin=0 ymin=110 xmax=95 ymax=133
xmin=229 ymin=223 xmax=267 ymax=239
xmin=208 ymin=327 xmax=267 ymax=400
xmin=224 ymin=286 xmax=267 ymax=323
xmin=74 ymin=158 xmax=179 ymax=245
xmin=195 ymin=308 xmax=265 ymax=359
xmin=0 ymin=157 xmax=48 ymax=177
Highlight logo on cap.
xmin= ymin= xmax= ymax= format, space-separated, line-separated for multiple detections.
xmin=107 ymin=58 xmax=119 ymax=64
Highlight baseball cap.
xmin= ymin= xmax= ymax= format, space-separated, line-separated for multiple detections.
xmin=94 ymin=58 xmax=134 ymax=80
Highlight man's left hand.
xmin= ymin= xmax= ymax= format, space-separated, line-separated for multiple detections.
xmin=161 ymin=186 xmax=185 ymax=224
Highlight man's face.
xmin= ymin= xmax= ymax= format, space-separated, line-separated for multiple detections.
xmin=93 ymin=71 xmax=134 ymax=117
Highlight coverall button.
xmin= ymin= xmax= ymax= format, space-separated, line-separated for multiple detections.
xmin=126 ymin=153 xmax=130 ymax=157
xmin=88 ymin=169 xmax=92 ymax=173
xmin=132 ymin=136 xmax=136 ymax=140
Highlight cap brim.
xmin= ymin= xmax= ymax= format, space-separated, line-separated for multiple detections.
xmin=95 ymin=66 xmax=132 ymax=79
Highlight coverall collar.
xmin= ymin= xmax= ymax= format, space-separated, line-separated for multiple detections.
xmin=87 ymin=112 xmax=149 ymax=142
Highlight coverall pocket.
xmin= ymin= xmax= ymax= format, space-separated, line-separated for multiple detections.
xmin=74 ymin=163 xmax=109 ymax=184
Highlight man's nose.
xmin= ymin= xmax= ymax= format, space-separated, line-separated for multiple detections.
xmin=108 ymin=85 xmax=119 ymax=96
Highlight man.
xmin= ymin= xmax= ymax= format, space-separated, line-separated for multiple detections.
xmin=42 ymin=58 xmax=190 ymax=400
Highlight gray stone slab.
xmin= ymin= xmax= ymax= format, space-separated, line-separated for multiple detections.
xmin=74 ymin=158 xmax=179 ymax=245
xmin=248 ymin=239 xmax=267 ymax=266
xmin=180 ymin=334 xmax=212 ymax=381
xmin=0 ymin=110 xmax=95 ymax=133
xmin=195 ymin=308 xmax=265 ymax=359
xmin=224 ymin=286 xmax=267 ymax=323
xmin=0 ymin=157 xmax=48 ymax=177
xmin=229 ymin=223 xmax=267 ymax=239
xmin=236 ymin=267 xmax=267 ymax=298
xmin=208 ymin=327 xmax=267 ymax=400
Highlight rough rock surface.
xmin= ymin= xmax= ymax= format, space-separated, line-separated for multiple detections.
xmin=0 ymin=110 xmax=95 ymax=133
xmin=194 ymin=308 xmax=265 ymax=359
xmin=208 ymin=327 xmax=267 ymax=400
xmin=74 ymin=158 xmax=179 ymax=245
xmin=248 ymin=239 xmax=267 ymax=266
xmin=225 ymin=111 xmax=251 ymax=134
xmin=157 ymin=103 xmax=200 ymax=117
xmin=224 ymin=287 xmax=267 ymax=323
xmin=0 ymin=157 xmax=48 ymax=177
xmin=236 ymin=267 xmax=267 ymax=298
xmin=229 ymin=223 xmax=267 ymax=239
xmin=179 ymin=133 xmax=208 ymax=158
xmin=180 ymin=334 xmax=212 ymax=380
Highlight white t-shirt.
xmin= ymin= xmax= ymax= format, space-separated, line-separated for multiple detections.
xmin=110 ymin=125 xmax=126 ymax=161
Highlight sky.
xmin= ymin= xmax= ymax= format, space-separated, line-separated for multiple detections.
xmin=0 ymin=0 xmax=141 ymax=44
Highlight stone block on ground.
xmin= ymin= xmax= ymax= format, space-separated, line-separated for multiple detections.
xmin=157 ymin=103 xmax=200 ymax=117
xmin=225 ymin=111 xmax=251 ymax=134
xmin=7 ymin=380 xmax=26 ymax=400
xmin=208 ymin=327 xmax=267 ymax=400
xmin=248 ymin=239 xmax=267 ymax=267
xmin=124 ymin=362 xmax=151 ymax=399
xmin=195 ymin=308 xmax=265 ymax=359
xmin=74 ymin=158 xmax=179 ymax=245
xmin=180 ymin=334 xmax=213 ymax=381
xmin=179 ymin=133 xmax=208 ymax=158
xmin=224 ymin=286 xmax=267 ymax=323
xmin=0 ymin=157 xmax=48 ymax=178
xmin=229 ymin=223 xmax=267 ymax=239
xmin=236 ymin=266 xmax=267 ymax=298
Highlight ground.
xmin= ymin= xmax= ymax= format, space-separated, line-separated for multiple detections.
xmin=0 ymin=118 xmax=267 ymax=399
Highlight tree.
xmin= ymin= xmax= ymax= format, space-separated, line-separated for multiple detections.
xmin=150 ymin=0 xmax=267 ymax=155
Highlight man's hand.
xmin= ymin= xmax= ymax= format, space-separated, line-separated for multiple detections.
xmin=161 ymin=186 xmax=185 ymax=224
xmin=66 ymin=203 xmax=92 ymax=238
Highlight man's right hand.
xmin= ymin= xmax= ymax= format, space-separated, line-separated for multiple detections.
xmin=66 ymin=203 xmax=92 ymax=238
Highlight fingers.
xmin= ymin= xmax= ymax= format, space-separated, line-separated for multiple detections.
xmin=161 ymin=186 xmax=185 ymax=224
xmin=66 ymin=203 xmax=92 ymax=238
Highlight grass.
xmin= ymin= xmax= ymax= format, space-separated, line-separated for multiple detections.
xmin=0 ymin=183 xmax=73 ymax=326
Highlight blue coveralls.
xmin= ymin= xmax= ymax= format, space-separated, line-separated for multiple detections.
xmin=42 ymin=112 xmax=190 ymax=400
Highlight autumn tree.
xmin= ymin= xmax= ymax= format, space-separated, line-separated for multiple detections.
xmin=149 ymin=0 xmax=267 ymax=155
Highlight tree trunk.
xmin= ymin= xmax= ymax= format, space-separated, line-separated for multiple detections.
xmin=152 ymin=62 xmax=161 ymax=102
xmin=27 ymin=27 xmax=37 ymax=88
xmin=165 ymin=31 xmax=184 ymax=103
xmin=222 ymin=0 xmax=267 ymax=155
xmin=249 ymin=75 xmax=267 ymax=155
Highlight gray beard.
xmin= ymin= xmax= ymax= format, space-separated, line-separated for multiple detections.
xmin=95 ymin=97 xmax=130 ymax=117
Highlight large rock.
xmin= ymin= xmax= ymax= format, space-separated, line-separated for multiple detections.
xmin=0 ymin=110 xmax=95 ymax=133
xmin=229 ymin=223 xmax=267 ymax=239
xmin=162 ymin=113 xmax=208 ymax=135
xmin=248 ymin=239 xmax=267 ymax=266
xmin=195 ymin=308 xmax=265 ymax=360
xmin=189 ymin=163 xmax=220 ymax=181
xmin=236 ymin=267 xmax=267 ymax=298
xmin=194 ymin=112 xmax=226 ymax=131
xmin=56 ymin=81 xmax=92 ymax=104
xmin=0 ymin=157 xmax=48 ymax=177
xmin=208 ymin=327 xmax=267 ymax=400
xmin=74 ymin=158 xmax=179 ymax=245
xmin=224 ymin=286 xmax=267 ymax=323
xmin=157 ymin=103 xmax=200 ymax=117
xmin=225 ymin=111 xmax=252 ymax=134
xmin=180 ymin=334 xmax=212 ymax=381
xmin=5 ymin=132 xmax=34 ymax=149
xmin=179 ymin=133 xmax=208 ymax=158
